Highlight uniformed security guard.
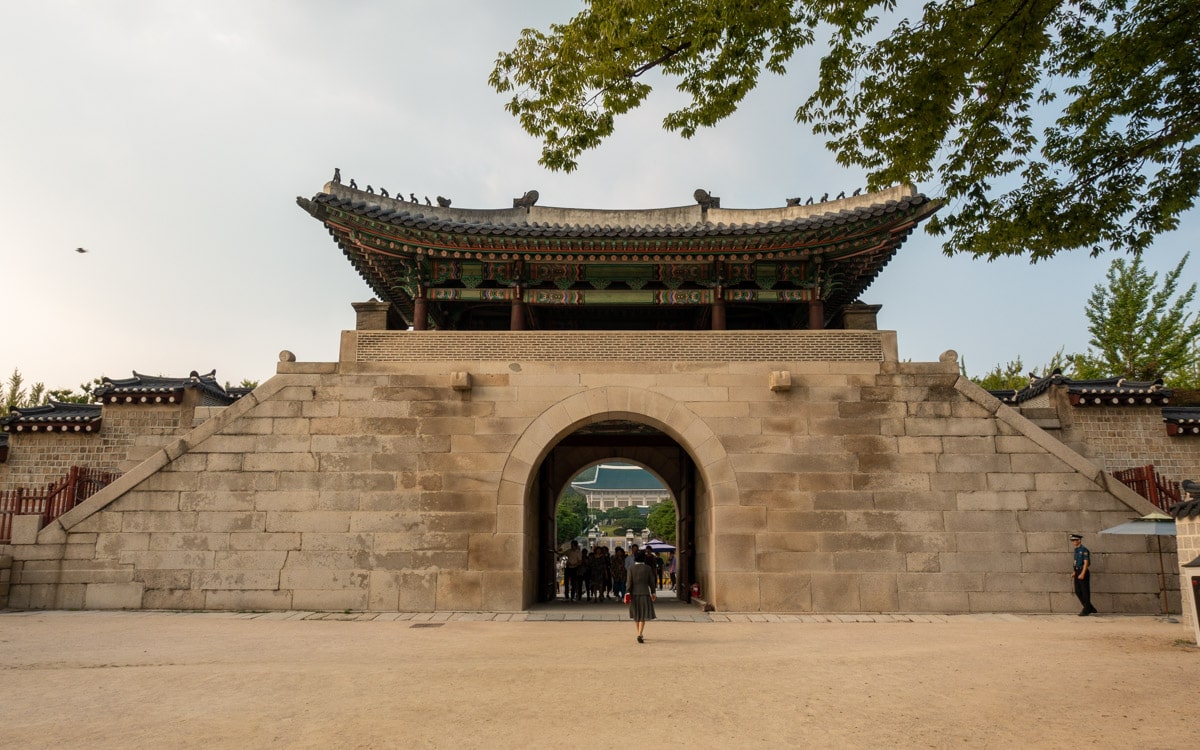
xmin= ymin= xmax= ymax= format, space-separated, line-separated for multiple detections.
xmin=1070 ymin=534 xmax=1098 ymax=616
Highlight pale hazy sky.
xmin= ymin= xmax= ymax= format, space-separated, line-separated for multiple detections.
xmin=2 ymin=2 xmax=1195 ymax=392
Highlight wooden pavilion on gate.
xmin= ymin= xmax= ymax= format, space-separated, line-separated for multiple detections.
xmin=297 ymin=179 xmax=939 ymax=332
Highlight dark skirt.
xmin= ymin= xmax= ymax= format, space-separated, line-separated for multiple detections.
xmin=628 ymin=594 xmax=656 ymax=622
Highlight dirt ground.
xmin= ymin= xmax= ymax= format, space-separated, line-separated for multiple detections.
xmin=0 ymin=610 xmax=1195 ymax=749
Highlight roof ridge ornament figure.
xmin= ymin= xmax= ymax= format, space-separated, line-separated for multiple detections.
xmin=332 ymin=167 xmax=341 ymax=184
xmin=436 ymin=196 xmax=451 ymax=207
xmin=513 ymin=190 xmax=539 ymax=209
xmin=693 ymin=189 xmax=720 ymax=210
xmin=349 ymin=178 xmax=357 ymax=189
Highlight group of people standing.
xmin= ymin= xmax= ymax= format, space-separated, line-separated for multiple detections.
xmin=559 ymin=540 xmax=675 ymax=603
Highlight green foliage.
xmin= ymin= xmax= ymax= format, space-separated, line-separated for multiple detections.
xmin=3 ymin=368 xmax=44 ymax=415
xmin=1073 ymin=253 xmax=1200 ymax=385
xmin=970 ymin=349 xmax=1070 ymax=391
xmin=491 ymin=0 xmax=1200 ymax=259
xmin=597 ymin=504 xmax=645 ymax=527
xmin=3 ymin=370 xmax=103 ymax=414
xmin=48 ymin=377 xmax=103 ymax=405
xmin=556 ymin=488 xmax=589 ymax=545
xmin=646 ymin=501 xmax=676 ymax=544
xmin=559 ymin=488 xmax=589 ymax=519
xmin=556 ymin=508 xmax=583 ymax=546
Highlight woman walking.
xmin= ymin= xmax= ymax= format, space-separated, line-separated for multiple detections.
xmin=625 ymin=550 xmax=657 ymax=643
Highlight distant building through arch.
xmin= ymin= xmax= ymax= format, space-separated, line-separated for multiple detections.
xmin=569 ymin=463 xmax=670 ymax=510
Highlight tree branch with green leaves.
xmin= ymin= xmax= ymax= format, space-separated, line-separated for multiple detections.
xmin=491 ymin=0 xmax=1200 ymax=260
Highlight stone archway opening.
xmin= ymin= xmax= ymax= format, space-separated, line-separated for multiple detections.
xmin=555 ymin=459 xmax=676 ymax=598
xmin=530 ymin=419 xmax=699 ymax=607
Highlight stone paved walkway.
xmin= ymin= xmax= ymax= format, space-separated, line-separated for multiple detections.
xmin=0 ymin=607 xmax=1081 ymax=623
xmin=2 ymin=607 xmax=1192 ymax=748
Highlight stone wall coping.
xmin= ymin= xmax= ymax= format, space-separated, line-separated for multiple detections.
xmin=276 ymin=361 xmax=338 ymax=375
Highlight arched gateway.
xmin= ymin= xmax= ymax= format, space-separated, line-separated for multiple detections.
xmin=500 ymin=387 xmax=734 ymax=606
xmin=2 ymin=179 xmax=1171 ymax=614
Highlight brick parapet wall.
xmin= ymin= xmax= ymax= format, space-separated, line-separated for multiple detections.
xmin=1064 ymin=404 xmax=1200 ymax=483
xmin=0 ymin=396 xmax=195 ymax=491
xmin=351 ymin=329 xmax=892 ymax=362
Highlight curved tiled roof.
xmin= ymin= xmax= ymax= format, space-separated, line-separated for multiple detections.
xmin=1067 ymin=377 xmax=1170 ymax=406
xmin=571 ymin=464 xmax=667 ymax=493
xmin=303 ymin=186 xmax=935 ymax=244
xmin=1164 ymin=407 xmax=1200 ymax=436
xmin=993 ymin=374 xmax=1171 ymax=406
xmin=94 ymin=370 xmax=244 ymax=406
xmin=0 ymin=401 xmax=102 ymax=433
xmin=298 ymin=180 xmax=940 ymax=330
xmin=989 ymin=371 xmax=1065 ymax=405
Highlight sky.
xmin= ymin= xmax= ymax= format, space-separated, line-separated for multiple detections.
xmin=2 ymin=1 xmax=1196 ymax=393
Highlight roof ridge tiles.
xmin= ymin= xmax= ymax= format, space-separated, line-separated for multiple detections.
xmin=1 ymin=400 xmax=103 ymax=429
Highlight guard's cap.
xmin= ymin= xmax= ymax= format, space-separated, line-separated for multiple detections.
xmin=1069 ymin=534 xmax=1083 ymax=541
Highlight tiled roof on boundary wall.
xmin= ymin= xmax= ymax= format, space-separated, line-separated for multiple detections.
xmin=0 ymin=401 xmax=102 ymax=433
xmin=991 ymin=374 xmax=1171 ymax=407
xmin=1164 ymin=407 xmax=1200 ymax=436
xmin=93 ymin=370 xmax=245 ymax=407
xmin=1066 ymin=377 xmax=1171 ymax=406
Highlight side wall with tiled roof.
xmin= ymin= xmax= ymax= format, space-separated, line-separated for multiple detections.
xmin=1 ymin=395 xmax=198 ymax=491
xmin=1060 ymin=404 xmax=1200 ymax=485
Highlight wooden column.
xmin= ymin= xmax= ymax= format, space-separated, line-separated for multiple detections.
xmin=807 ymin=298 xmax=825 ymax=330
xmin=412 ymin=287 xmax=428 ymax=331
xmin=711 ymin=287 xmax=726 ymax=330
xmin=510 ymin=287 xmax=526 ymax=331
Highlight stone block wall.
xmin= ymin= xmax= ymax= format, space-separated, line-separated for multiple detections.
xmin=1178 ymin=516 xmax=1199 ymax=630
xmin=4 ymin=330 xmax=1170 ymax=614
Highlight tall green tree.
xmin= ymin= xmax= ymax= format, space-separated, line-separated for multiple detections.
xmin=1073 ymin=253 xmax=1200 ymax=385
xmin=2 ymin=368 xmax=46 ymax=416
xmin=646 ymin=501 xmax=677 ymax=544
xmin=491 ymin=0 xmax=1200 ymax=259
